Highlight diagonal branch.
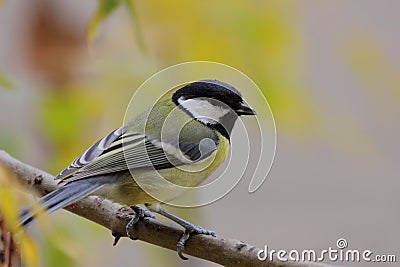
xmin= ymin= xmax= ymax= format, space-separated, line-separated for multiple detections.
xmin=0 ymin=151 xmax=331 ymax=267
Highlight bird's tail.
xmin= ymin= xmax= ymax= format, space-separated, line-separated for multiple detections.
xmin=19 ymin=179 xmax=103 ymax=228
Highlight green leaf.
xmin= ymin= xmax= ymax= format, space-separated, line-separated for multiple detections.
xmin=0 ymin=71 xmax=14 ymax=89
xmin=87 ymin=0 xmax=123 ymax=42
xmin=123 ymin=0 xmax=146 ymax=51
xmin=87 ymin=0 xmax=145 ymax=50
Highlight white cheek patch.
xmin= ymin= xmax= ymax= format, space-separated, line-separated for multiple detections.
xmin=178 ymin=98 xmax=230 ymax=124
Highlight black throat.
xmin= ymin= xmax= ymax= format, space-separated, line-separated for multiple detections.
xmin=199 ymin=112 xmax=237 ymax=141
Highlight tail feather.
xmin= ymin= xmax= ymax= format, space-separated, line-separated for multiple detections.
xmin=19 ymin=179 xmax=103 ymax=227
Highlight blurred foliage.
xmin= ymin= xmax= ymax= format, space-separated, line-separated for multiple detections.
xmin=343 ymin=36 xmax=400 ymax=98
xmin=88 ymin=0 xmax=132 ymax=42
xmin=0 ymin=163 xmax=105 ymax=267
xmin=134 ymin=1 xmax=320 ymax=135
xmin=0 ymin=164 xmax=38 ymax=267
xmin=37 ymin=87 xmax=105 ymax=173
xmin=0 ymin=71 xmax=13 ymax=90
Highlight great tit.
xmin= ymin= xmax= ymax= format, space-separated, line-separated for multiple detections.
xmin=19 ymin=79 xmax=256 ymax=259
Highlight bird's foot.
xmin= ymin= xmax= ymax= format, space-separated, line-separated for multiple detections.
xmin=112 ymin=232 xmax=121 ymax=246
xmin=177 ymin=224 xmax=216 ymax=260
xmin=145 ymin=204 xmax=217 ymax=260
xmin=125 ymin=205 xmax=155 ymax=240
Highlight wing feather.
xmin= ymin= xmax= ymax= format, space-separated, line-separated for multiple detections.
xmin=56 ymin=127 xmax=218 ymax=183
xmin=55 ymin=127 xmax=127 ymax=180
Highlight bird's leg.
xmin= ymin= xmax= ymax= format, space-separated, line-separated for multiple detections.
xmin=146 ymin=204 xmax=216 ymax=260
xmin=125 ymin=205 xmax=155 ymax=240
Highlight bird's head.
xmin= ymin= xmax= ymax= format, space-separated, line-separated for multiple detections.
xmin=172 ymin=80 xmax=256 ymax=138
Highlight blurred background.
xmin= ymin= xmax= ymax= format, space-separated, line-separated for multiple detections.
xmin=0 ymin=0 xmax=399 ymax=266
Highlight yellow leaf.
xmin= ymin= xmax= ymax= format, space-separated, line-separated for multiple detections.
xmin=0 ymin=164 xmax=38 ymax=267
xmin=0 ymin=165 xmax=20 ymax=231
xmin=19 ymin=235 xmax=39 ymax=267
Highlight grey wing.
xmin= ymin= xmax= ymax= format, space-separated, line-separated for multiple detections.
xmin=57 ymin=128 xmax=217 ymax=183
xmin=55 ymin=126 xmax=127 ymax=180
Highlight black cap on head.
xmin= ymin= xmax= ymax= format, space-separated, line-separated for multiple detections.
xmin=172 ymin=80 xmax=245 ymax=112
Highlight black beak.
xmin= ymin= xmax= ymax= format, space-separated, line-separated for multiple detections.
xmin=236 ymin=102 xmax=257 ymax=116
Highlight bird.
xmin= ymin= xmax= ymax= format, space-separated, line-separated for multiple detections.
xmin=19 ymin=79 xmax=256 ymax=259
